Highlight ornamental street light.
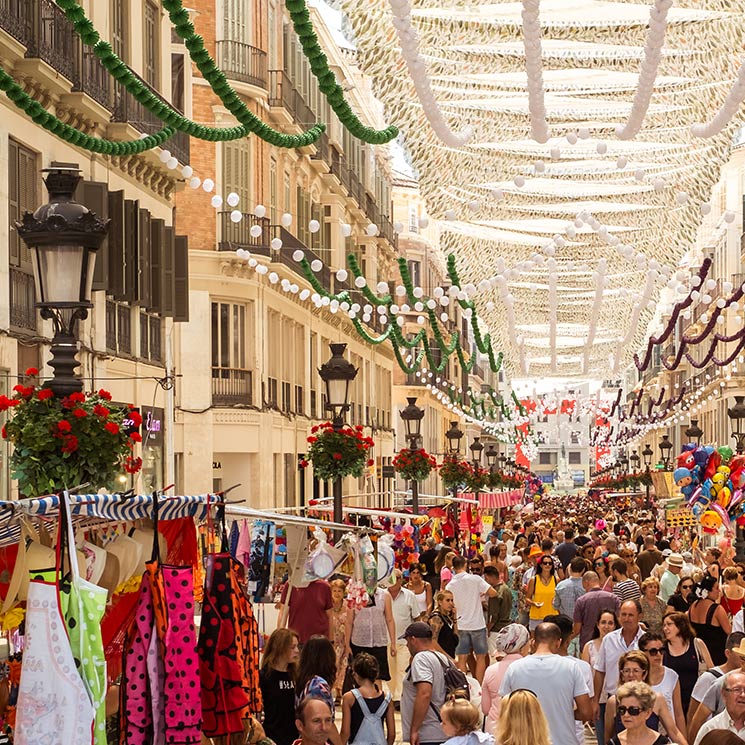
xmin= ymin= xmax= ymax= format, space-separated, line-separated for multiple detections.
xmin=485 ymin=444 xmax=498 ymax=472
xmin=470 ymin=437 xmax=484 ymax=468
xmin=400 ymin=396 xmax=424 ymax=514
xmin=685 ymin=419 xmax=704 ymax=446
xmin=630 ymin=450 xmax=640 ymax=471
xmin=318 ymin=342 xmax=358 ymax=529
xmin=727 ymin=397 xmax=745 ymax=562
xmin=16 ymin=168 xmax=108 ymax=396
xmin=659 ymin=434 xmax=673 ymax=471
xmin=445 ymin=420 xmax=464 ymax=455
xmin=642 ymin=443 xmax=653 ymax=509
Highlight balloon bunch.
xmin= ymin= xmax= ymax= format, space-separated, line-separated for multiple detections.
xmin=526 ymin=475 xmax=545 ymax=498
xmin=674 ymin=444 xmax=745 ymax=534
xmin=391 ymin=523 xmax=420 ymax=571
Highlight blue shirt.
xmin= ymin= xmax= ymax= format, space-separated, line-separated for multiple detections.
xmin=553 ymin=576 xmax=585 ymax=618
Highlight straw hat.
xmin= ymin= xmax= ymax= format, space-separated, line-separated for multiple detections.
xmin=667 ymin=553 xmax=684 ymax=568
xmin=105 ymin=533 xmax=143 ymax=588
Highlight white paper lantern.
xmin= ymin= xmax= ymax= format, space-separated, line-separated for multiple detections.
xmin=181 ymin=165 xmax=193 ymax=178
xmin=355 ymin=276 xmax=367 ymax=288
xmin=281 ymin=212 xmax=293 ymax=227
xmin=271 ymin=237 xmax=283 ymax=250
xmin=189 ymin=177 xmax=201 ymax=189
xmin=202 ymin=178 xmax=214 ymax=193
xmin=166 ymin=157 xmax=178 ymax=170
xmin=292 ymin=250 xmax=304 ymax=262
xmin=227 ymin=192 xmax=240 ymax=207
xmin=159 ymin=149 xmax=171 ymax=163
xmin=254 ymin=204 xmax=267 ymax=218
xmin=310 ymin=259 xmax=323 ymax=272
xmin=309 ymin=219 xmax=321 ymax=233
xmin=230 ymin=210 xmax=243 ymax=223
xmin=341 ymin=223 xmax=352 ymax=237
xmin=211 ymin=195 xmax=224 ymax=209
xmin=366 ymin=223 xmax=379 ymax=236
xmin=336 ymin=269 xmax=349 ymax=282
xmin=249 ymin=224 xmax=262 ymax=237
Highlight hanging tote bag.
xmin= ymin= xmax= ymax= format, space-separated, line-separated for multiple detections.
xmin=15 ymin=495 xmax=95 ymax=745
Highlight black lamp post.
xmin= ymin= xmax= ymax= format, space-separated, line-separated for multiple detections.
xmin=400 ymin=396 xmax=424 ymax=514
xmin=444 ymin=420 xmax=464 ymax=547
xmin=620 ymin=453 xmax=629 ymax=492
xmin=318 ymin=342 xmax=358 ymax=529
xmin=470 ymin=437 xmax=484 ymax=468
xmin=642 ymin=442 xmax=653 ymax=509
xmin=685 ymin=419 xmax=703 ymax=446
xmin=630 ymin=450 xmax=640 ymax=472
xmin=727 ymin=397 xmax=745 ymax=562
xmin=659 ymin=434 xmax=673 ymax=471
xmin=16 ymin=168 xmax=108 ymax=396
xmin=485 ymin=444 xmax=498 ymax=472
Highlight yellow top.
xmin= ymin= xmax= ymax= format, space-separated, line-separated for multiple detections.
xmin=529 ymin=574 xmax=556 ymax=620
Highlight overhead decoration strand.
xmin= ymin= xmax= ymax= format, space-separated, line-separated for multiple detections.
xmin=521 ymin=0 xmax=549 ymax=144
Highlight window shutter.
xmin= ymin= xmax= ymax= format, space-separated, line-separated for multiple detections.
xmin=108 ymin=191 xmax=126 ymax=298
xmin=8 ymin=140 xmax=20 ymax=267
xmin=149 ymin=218 xmax=164 ymax=313
xmin=137 ymin=208 xmax=152 ymax=307
xmin=173 ymin=235 xmax=189 ymax=322
xmin=18 ymin=146 xmax=37 ymax=271
xmin=162 ymin=226 xmax=175 ymax=316
xmin=122 ymin=199 xmax=139 ymax=302
xmin=83 ymin=181 xmax=110 ymax=292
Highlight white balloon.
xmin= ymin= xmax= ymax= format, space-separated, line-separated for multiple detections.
xmin=725 ymin=210 xmax=736 ymax=223
xmin=341 ymin=223 xmax=352 ymax=237
xmin=393 ymin=221 xmax=404 ymax=232
xmin=189 ymin=176 xmax=201 ymax=189
xmin=366 ymin=223 xmax=379 ymax=236
xmin=202 ymin=178 xmax=214 ymax=193
xmin=181 ymin=165 xmax=193 ymax=178
xmin=226 ymin=192 xmax=240 ymax=207
xmin=166 ymin=157 xmax=178 ymax=170
xmin=271 ymin=237 xmax=283 ymax=250
xmin=309 ymin=219 xmax=321 ymax=233
xmin=159 ymin=149 xmax=171 ymax=163
xmin=254 ymin=204 xmax=267 ymax=218
xmin=336 ymin=269 xmax=348 ymax=282
xmin=230 ymin=210 xmax=242 ymax=223
xmin=310 ymin=259 xmax=323 ymax=272
xmin=281 ymin=212 xmax=293 ymax=227
xmin=355 ymin=276 xmax=367 ymax=288
xmin=700 ymin=203 xmax=712 ymax=215
xmin=418 ymin=217 xmax=429 ymax=229
xmin=292 ymin=250 xmax=304 ymax=262
xmin=211 ymin=195 xmax=224 ymax=208
xmin=249 ymin=224 xmax=262 ymax=237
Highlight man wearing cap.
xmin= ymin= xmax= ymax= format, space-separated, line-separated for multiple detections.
xmin=400 ymin=622 xmax=448 ymax=745
xmin=659 ymin=553 xmax=685 ymax=603
xmin=693 ymin=670 xmax=745 ymax=744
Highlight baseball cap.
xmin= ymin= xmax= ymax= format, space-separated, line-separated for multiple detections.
xmin=400 ymin=621 xmax=433 ymax=640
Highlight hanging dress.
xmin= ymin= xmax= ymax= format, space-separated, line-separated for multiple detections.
xmin=15 ymin=495 xmax=95 ymax=745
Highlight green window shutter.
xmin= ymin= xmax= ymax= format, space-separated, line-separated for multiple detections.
xmin=8 ymin=140 xmax=20 ymax=267
xmin=173 ymin=235 xmax=189 ymax=322
xmin=149 ymin=218 xmax=164 ymax=313
xmin=137 ymin=208 xmax=151 ymax=307
xmin=83 ymin=181 xmax=110 ymax=292
xmin=162 ymin=226 xmax=175 ymax=317
xmin=108 ymin=191 xmax=126 ymax=298
xmin=122 ymin=199 xmax=139 ymax=302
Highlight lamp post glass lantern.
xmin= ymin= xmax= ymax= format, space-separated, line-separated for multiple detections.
xmin=642 ymin=442 xmax=653 ymax=510
xmin=399 ymin=396 xmax=424 ymax=514
xmin=485 ymin=444 xmax=498 ymax=471
xmin=630 ymin=450 xmax=640 ymax=471
xmin=470 ymin=436 xmax=483 ymax=467
xmin=659 ymin=435 xmax=673 ymax=470
xmin=318 ymin=342 xmax=358 ymax=530
xmin=15 ymin=168 xmax=108 ymax=396
xmin=445 ymin=421 xmax=464 ymax=455
xmin=685 ymin=419 xmax=704 ymax=446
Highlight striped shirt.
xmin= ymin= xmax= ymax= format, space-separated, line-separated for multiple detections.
xmin=612 ymin=578 xmax=642 ymax=602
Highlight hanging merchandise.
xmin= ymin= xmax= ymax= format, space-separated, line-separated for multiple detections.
xmin=302 ymin=528 xmax=346 ymax=581
xmin=247 ymin=520 xmax=275 ymax=601
xmin=235 ymin=520 xmax=252 ymax=569
xmin=376 ymin=533 xmax=395 ymax=583
xmin=359 ymin=535 xmax=378 ymax=596
xmin=15 ymin=504 xmax=95 ymax=745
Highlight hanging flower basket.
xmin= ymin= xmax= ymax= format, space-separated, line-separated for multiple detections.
xmin=1 ymin=372 xmax=143 ymax=497
xmin=393 ymin=447 xmax=437 ymax=482
xmin=440 ymin=456 xmax=472 ymax=489
xmin=465 ymin=465 xmax=488 ymax=493
xmin=303 ymin=422 xmax=374 ymax=481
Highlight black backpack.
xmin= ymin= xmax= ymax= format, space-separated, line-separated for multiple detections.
xmin=428 ymin=652 xmax=470 ymax=720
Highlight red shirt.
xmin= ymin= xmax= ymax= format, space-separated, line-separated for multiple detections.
xmin=281 ymin=580 xmax=333 ymax=644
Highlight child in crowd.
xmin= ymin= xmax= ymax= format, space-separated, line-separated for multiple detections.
xmin=440 ymin=698 xmax=494 ymax=745
xmin=340 ymin=653 xmax=394 ymax=745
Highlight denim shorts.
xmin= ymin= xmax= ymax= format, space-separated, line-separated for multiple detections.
xmin=455 ymin=627 xmax=488 ymax=656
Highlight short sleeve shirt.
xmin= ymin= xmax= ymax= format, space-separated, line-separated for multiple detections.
xmin=401 ymin=650 xmax=447 ymax=744
xmin=281 ymin=580 xmax=333 ymax=644
xmin=447 ymin=572 xmax=492 ymax=631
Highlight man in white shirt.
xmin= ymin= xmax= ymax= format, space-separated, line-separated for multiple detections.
xmin=446 ymin=555 xmax=497 ymax=683
xmin=694 ymin=671 xmax=745 ymax=744
xmin=499 ymin=622 xmax=593 ymax=745
xmin=593 ymin=600 xmax=644 ymax=742
xmin=388 ymin=569 xmax=422 ymax=704
xmin=659 ymin=553 xmax=684 ymax=601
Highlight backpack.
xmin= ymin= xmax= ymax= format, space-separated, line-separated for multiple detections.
xmin=349 ymin=688 xmax=389 ymax=745
xmin=427 ymin=652 xmax=470 ymax=721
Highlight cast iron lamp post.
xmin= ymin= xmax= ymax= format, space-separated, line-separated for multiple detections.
xmin=470 ymin=437 xmax=484 ymax=468
xmin=642 ymin=442 xmax=653 ymax=509
xmin=444 ymin=420 xmax=464 ymax=547
xmin=685 ymin=419 xmax=704 ymax=446
xmin=659 ymin=434 xmax=673 ymax=471
xmin=318 ymin=342 xmax=358 ymax=529
xmin=16 ymin=167 xmax=108 ymax=395
xmin=485 ymin=444 xmax=498 ymax=473
xmin=400 ymin=396 xmax=424 ymax=514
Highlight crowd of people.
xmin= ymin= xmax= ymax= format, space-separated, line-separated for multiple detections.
xmin=254 ymin=501 xmax=745 ymax=745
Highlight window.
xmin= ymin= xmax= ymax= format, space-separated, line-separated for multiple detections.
xmin=223 ymin=140 xmax=252 ymax=211
xmin=224 ymin=0 xmax=251 ymax=43
xmin=211 ymin=301 xmax=251 ymax=405
xmin=111 ymin=0 xmax=128 ymax=62
xmin=106 ymin=300 xmax=133 ymax=356
xmin=269 ymin=158 xmax=278 ymax=225
xmin=571 ymin=430 xmax=581 ymax=445
xmin=140 ymin=311 xmax=163 ymax=363
xmin=539 ymin=452 xmax=553 ymax=465
xmin=569 ymin=452 xmax=582 ymax=465
xmin=408 ymin=260 xmax=422 ymax=289
xmin=408 ymin=204 xmax=419 ymax=233
xmin=171 ymin=53 xmax=185 ymax=113
xmin=143 ymin=1 xmax=160 ymax=87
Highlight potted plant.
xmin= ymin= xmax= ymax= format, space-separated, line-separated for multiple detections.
xmin=303 ymin=422 xmax=374 ymax=480
xmin=440 ymin=456 xmax=472 ymax=490
xmin=1 ymin=370 xmax=143 ymax=497
xmin=393 ymin=447 xmax=437 ymax=482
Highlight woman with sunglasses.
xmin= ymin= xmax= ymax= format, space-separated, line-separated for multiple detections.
xmin=594 ymin=556 xmax=614 ymax=592
xmin=526 ymin=554 xmax=557 ymax=631
xmin=603 ymin=652 xmax=688 ymax=745
xmin=581 ymin=542 xmax=597 ymax=566
xmin=620 ymin=548 xmax=641 ymax=586
xmin=606 ymin=681 xmax=675 ymax=745
xmin=583 ymin=610 xmax=619 ymax=745
xmin=720 ymin=566 xmax=745 ymax=618
xmin=638 ymin=632 xmax=687 ymax=738
xmin=665 ymin=577 xmax=694 ymax=614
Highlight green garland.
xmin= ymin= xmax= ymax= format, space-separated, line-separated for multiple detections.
xmin=284 ymin=0 xmax=398 ymax=145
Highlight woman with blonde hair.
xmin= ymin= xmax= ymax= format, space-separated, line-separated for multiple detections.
xmin=435 ymin=547 xmax=456 ymax=590
xmin=328 ymin=578 xmax=352 ymax=699
xmin=495 ymin=689 xmax=550 ymax=745
xmin=428 ymin=589 xmax=459 ymax=658
xmin=607 ymin=681 xmax=671 ymax=745
xmin=639 ymin=577 xmax=666 ymax=635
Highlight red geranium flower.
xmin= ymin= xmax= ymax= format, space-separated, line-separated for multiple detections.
xmin=57 ymin=420 xmax=72 ymax=433
xmin=72 ymin=408 xmax=87 ymax=418
xmin=24 ymin=367 xmax=38 ymax=377
xmin=367 ymin=459 xmax=374 ymax=467
xmin=332 ymin=453 xmax=342 ymax=460
xmin=129 ymin=432 xmax=142 ymax=443
xmin=97 ymin=389 xmax=112 ymax=401
xmin=307 ymin=436 xmax=318 ymax=444
xmin=37 ymin=388 xmax=54 ymax=401
xmin=104 ymin=421 xmax=120 ymax=435
xmin=128 ymin=410 xmax=142 ymax=427
xmin=1 ymin=425 xmax=6 ymax=439
xmin=61 ymin=434 xmax=79 ymax=453
xmin=92 ymin=404 xmax=109 ymax=418
xmin=299 ymin=459 xmax=309 ymax=468
xmin=68 ymin=392 xmax=85 ymax=404
xmin=12 ymin=385 xmax=33 ymax=399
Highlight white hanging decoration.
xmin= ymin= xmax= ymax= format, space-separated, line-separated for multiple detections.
xmin=691 ymin=56 xmax=745 ymax=137
xmin=310 ymin=259 xmax=323 ymax=272
xmin=181 ymin=165 xmax=193 ymax=178
xmin=254 ymin=204 xmax=267 ymax=218
xmin=292 ymin=250 xmax=304 ymax=262
xmin=226 ymin=192 xmax=240 ymax=208
xmin=211 ymin=195 xmax=223 ymax=209
xmin=189 ymin=176 xmax=201 ymax=189
xmin=249 ymin=224 xmax=262 ymax=238
xmin=615 ymin=0 xmax=672 ymax=140
xmin=159 ymin=149 xmax=171 ymax=163
xmin=388 ymin=0 xmax=473 ymax=146
xmin=366 ymin=223 xmax=379 ymax=236
xmin=230 ymin=210 xmax=242 ymax=223
xmin=309 ymin=219 xmax=321 ymax=233
xmin=336 ymin=269 xmax=349 ymax=282
xmin=271 ymin=237 xmax=283 ymax=250
xmin=521 ymin=0 xmax=549 ymax=142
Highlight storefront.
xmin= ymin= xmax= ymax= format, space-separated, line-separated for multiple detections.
xmin=140 ymin=406 xmax=164 ymax=492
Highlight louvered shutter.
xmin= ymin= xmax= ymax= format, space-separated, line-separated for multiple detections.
xmin=122 ymin=199 xmax=139 ymax=302
xmin=108 ymin=191 xmax=126 ymax=298
xmin=83 ymin=181 xmax=110 ymax=292
xmin=8 ymin=140 xmax=20 ymax=267
xmin=149 ymin=218 xmax=164 ymax=313
xmin=18 ymin=146 xmax=36 ymax=271
xmin=162 ymin=226 xmax=175 ymax=316
xmin=173 ymin=235 xmax=189 ymax=322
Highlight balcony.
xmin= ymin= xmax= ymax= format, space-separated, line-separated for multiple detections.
xmin=268 ymin=70 xmax=316 ymax=127
xmin=9 ymin=267 xmax=36 ymax=331
xmin=218 ymin=213 xmax=271 ymax=256
xmin=272 ymin=225 xmax=331 ymax=292
xmin=216 ymin=40 xmax=267 ymax=90
xmin=212 ymin=367 xmax=253 ymax=406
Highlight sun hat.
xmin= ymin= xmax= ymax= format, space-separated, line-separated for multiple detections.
xmin=528 ymin=545 xmax=543 ymax=558
xmin=667 ymin=553 xmax=684 ymax=568
xmin=495 ymin=624 xmax=530 ymax=655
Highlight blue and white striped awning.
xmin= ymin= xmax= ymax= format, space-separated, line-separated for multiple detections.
xmin=0 ymin=493 xmax=213 ymax=549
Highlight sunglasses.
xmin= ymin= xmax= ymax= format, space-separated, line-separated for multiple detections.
xmin=644 ymin=647 xmax=664 ymax=656
xmin=540 ymin=561 xmax=554 ymax=566
xmin=617 ymin=705 xmax=645 ymax=717
xmin=594 ymin=562 xmax=605 ymax=567
xmin=681 ymin=584 xmax=693 ymax=589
